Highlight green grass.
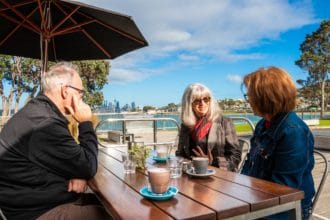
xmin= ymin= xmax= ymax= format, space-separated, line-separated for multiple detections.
xmin=234 ymin=119 xmax=330 ymax=134
xmin=319 ymin=119 xmax=330 ymax=126
xmin=234 ymin=123 xmax=254 ymax=133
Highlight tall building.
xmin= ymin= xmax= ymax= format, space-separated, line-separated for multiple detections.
xmin=115 ymin=100 xmax=121 ymax=113
xmin=131 ymin=102 xmax=136 ymax=111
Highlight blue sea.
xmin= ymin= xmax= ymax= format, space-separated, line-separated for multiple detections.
xmin=95 ymin=112 xmax=328 ymax=131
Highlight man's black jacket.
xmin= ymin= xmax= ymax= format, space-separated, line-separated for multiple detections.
xmin=0 ymin=94 xmax=98 ymax=220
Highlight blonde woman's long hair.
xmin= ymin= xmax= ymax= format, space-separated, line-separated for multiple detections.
xmin=181 ymin=83 xmax=221 ymax=128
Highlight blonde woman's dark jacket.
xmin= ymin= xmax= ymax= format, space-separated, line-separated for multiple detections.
xmin=176 ymin=116 xmax=242 ymax=171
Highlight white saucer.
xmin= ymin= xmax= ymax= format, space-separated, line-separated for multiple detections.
xmin=186 ymin=168 xmax=215 ymax=177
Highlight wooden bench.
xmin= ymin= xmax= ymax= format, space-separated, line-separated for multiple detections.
xmin=107 ymin=131 xmax=134 ymax=143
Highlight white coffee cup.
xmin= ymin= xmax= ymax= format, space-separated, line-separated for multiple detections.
xmin=192 ymin=157 xmax=209 ymax=174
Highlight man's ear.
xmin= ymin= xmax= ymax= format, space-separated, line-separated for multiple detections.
xmin=61 ymin=86 xmax=68 ymax=99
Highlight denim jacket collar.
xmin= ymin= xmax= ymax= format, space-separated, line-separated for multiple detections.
xmin=256 ymin=112 xmax=290 ymax=140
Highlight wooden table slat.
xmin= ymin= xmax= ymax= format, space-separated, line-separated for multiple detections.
xmin=212 ymin=169 xmax=305 ymax=204
xmin=170 ymin=175 xmax=250 ymax=218
xmin=192 ymin=177 xmax=278 ymax=211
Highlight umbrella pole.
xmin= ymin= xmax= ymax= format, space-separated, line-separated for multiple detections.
xmin=41 ymin=38 xmax=48 ymax=77
xmin=40 ymin=36 xmax=49 ymax=92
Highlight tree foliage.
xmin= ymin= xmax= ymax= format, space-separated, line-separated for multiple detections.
xmin=72 ymin=60 xmax=109 ymax=109
xmin=0 ymin=55 xmax=40 ymax=117
xmin=159 ymin=102 xmax=178 ymax=112
xmin=143 ymin=105 xmax=156 ymax=112
xmin=0 ymin=56 xmax=110 ymax=115
xmin=295 ymin=20 xmax=330 ymax=117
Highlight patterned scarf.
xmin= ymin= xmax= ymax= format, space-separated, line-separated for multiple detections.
xmin=191 ymin=116 xmax=212 ymax=142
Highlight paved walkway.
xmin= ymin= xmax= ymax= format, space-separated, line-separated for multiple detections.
xmin=310 ymin=128 xmax=330 ymax=219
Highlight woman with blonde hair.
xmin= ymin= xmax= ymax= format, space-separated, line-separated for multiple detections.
xmin=176 ymin=83 xmax=242 ymax=171
xmin=241 ymin=67 xmax=315 ymax=220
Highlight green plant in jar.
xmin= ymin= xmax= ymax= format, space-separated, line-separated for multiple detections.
xmin=128 ymin=143 xmax=152 ymax=170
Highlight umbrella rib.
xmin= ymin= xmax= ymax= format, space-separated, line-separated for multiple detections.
xmin=57 ymin=1 xmax=147 ymax=46
xmin=54 ymin=2 xmax=112 ymax=58
xmin=0 ymin=0 xmax=36 ymax=13
xmin=51 ymin=5 xmax=80 ymax=34
xmin=36 ymin=0 xmax=47 ymax=34
xmin=0 ymin=0 xmax=40 ymax=33
xmin=83 ymin=30 xmax=111 ymax=58
xmin=73 ymin=9 xmax=147 ymax=45
xmin=51 ymin=20 xmax=95 ymax=37
xmin=0 ymin=7 xmax=39 ymax=46
xmin=94 ymin=20 xmax=147 ymax=45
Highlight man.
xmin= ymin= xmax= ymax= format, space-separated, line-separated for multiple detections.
xmin=0 ymin=62 xmax=108 ymax=219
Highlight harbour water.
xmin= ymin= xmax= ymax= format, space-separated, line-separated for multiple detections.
xmin=94 ymin=112 xmax=330 ymax=131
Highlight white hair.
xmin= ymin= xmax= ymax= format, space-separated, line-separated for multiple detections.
xmin=41 ymin=62 xmax=79 ymax=93
xmin=181 ymin=83 xmax=222 ymax=128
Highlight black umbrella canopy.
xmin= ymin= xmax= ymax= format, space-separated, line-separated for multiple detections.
xmin=0 ymin=0 xmax=148 ymax=67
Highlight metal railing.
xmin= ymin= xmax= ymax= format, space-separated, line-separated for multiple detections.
xmin=95 ymin=117 xmax=180 ymax=148
xmin=95 ymin=116 xmax=255 ymax=147
xmin=228 ymin=116 xmax=255 ymax=132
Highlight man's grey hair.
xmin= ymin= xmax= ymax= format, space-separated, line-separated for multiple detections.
xmin=181 ymin=83 xmax=222 ymax=128
xmin=41 ymin=62 xmax=79 ymax=93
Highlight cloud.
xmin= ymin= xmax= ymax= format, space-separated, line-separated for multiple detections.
xmin=80 ymin=0 xmax=317 ymax=83
xmin=108 ymin=68 xmax=145 ymax=84
xmin=178 ymin=53 xmax=200 ymax=62
xmin=227 ymin=74 xmax=242 ymax=84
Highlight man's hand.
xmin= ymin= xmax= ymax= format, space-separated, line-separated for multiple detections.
xmin=67 ymin=179 xmax=88 ymax=193
xmin=192 ymin=146 xmax=213 ymax=165
xmin=65 ymin=95 xmax=92 ymax=123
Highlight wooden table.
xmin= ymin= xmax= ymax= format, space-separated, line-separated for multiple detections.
xmin=88 ymin=147 xmax=304 ymax=220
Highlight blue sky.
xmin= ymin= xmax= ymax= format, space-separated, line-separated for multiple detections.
xmin=4 ymin=0 xmax=329 ymax=109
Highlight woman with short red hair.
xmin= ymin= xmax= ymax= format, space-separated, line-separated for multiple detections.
xmin=241 ymin=67 xmax=315 ymax=220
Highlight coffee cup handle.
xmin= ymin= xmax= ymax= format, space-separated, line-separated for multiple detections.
xmin=191 ymin=167 xmax=195 ymax=173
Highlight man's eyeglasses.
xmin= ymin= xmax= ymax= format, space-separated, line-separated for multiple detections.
xmin=66 ymin=85 xmax=86 ymax=96
xmin=192 ymin=97 xmax=211 ymax=105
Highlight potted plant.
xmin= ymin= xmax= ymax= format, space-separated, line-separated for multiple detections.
xmin=128 ymin=142 xmax=152 ymax=170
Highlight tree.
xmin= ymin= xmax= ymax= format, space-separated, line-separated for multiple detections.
xmin=0 ymin=55 xmax=40 ymax=117
xmin=143 ymin=105 xmax=156 ymax=112
xmin=295 ymin=20 xmax=330 ymax=118
xmin=73 ymin=60 xmax=109 ymax=109
xmin=160 ymin=103 xmax=178 ymax=112
xmin=1 ymin=57 xmax=110 ymax=118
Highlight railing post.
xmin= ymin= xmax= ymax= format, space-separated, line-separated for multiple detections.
xmin=122 ymin=121 xmax=126 ymax=144
xmin=153 ymin=120 xmax=157 ymax=149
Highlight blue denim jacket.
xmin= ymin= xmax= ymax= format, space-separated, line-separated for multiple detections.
xmin=241 ymin=112 xmax=315 ymax=220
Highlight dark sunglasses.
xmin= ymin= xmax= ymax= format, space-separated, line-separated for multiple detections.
xmin=192 ymin=97 xmax=211 ymax=105
xmin=66 ymin=85 xmax=86 ymax=96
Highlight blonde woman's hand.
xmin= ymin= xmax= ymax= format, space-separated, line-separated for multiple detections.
xmin=192 ymin=146 xmax=213 ymax=165
xmin=67 ymin=179 xmax=88 ymax=193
